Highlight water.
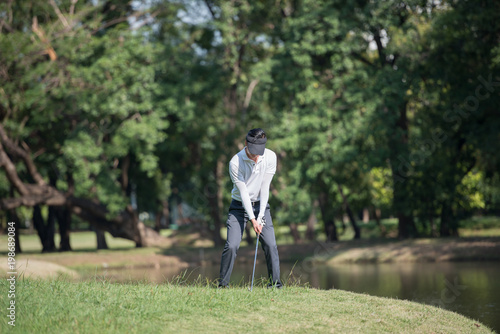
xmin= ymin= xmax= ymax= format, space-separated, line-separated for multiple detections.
xmin=88 ymin=261 xmax=500 ymax=332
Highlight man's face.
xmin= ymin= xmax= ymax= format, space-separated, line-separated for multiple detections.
xmin=245 ymin=140 xmax=259 ymax=159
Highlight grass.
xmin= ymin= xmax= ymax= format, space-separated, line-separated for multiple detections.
xmin=459 ymin=216 xmax=500 ymax=237
xmin=2 ymin=230 xmax=137 ymax=254
xmin=0 ymin=276 xmax=493 ymax=334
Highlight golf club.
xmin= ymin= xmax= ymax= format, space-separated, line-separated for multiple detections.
xmin=250 ymin=232 xmax=260 ymax=292
xmin=250 ymin=216 xmax=265 ymax=291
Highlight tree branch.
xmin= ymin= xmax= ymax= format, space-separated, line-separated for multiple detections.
xmin=92 ymin=9 xmax=158 ymax=34
xmin=0 ymin=124 xmax=46 ymax=186
xmin=130 ymin=10 xmax=161 ymax=30
xmin=373 ymin=31 xmax=386 ymax=67
xmin=0 ymin=141 xmax=29 ymax=196
xmin=31 ymin=17 xmax=57 ymax=61
xmin=0 ymin=0 xmax=14 ymax=33
xmin=49 ymin=0 xmax=71 ymax=29
xmin=351 ymin=52 xmax=374 ymax=67
xmin=69 ymin=0 xmax=79 ymax=16
xmin=242 ymin=79 xmax=259 ymax=120
xmin=203 ymin=0 xmax=216 ymax=20
xmin=121 ymin=154 xmax=130 ymax=192
xmin=0 ymin=126 xmax=163 ymax=246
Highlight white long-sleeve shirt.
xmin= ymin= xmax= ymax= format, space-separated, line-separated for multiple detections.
xmin=229 ymin=147 xmax=277 ymax=220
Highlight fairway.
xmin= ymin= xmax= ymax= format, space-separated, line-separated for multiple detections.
xmin=0 ymin=278 xmax=493 ymax=334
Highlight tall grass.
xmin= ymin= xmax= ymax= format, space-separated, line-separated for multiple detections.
xmin=0 ymin=274 xmax=493 ymax=334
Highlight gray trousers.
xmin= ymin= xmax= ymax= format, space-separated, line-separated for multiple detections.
xmin=219 ymin=199 xmax=282 ymax=287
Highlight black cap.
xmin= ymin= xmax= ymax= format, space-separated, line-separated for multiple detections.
xmin=246 ymin=129 xmax=267 ymax=155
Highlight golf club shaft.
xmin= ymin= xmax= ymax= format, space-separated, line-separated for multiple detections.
xmin=250 ymin=233 xmax=260 ymax=291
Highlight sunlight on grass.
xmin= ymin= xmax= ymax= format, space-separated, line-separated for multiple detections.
xmin=0 ymin=231 xmax=135 ymax=254
xmin=0 ymin=276 xmax=493 ymax=334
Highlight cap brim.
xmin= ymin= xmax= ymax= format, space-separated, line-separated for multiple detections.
xmin=247 ymin=143 xmax=265 ymax=155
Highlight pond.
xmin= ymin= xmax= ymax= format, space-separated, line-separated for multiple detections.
xmin=87 ymin=261 xmax=500 ymax=332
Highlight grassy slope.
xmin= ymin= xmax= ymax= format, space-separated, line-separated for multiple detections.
xmin=0 ymin=279 xmax=493 ymax=334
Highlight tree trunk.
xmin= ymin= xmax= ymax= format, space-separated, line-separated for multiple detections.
xmin=372 ymin=207 xmax=386 ymax=237
xmin=162 ymin=200 xmax=170 ymax=228
xmin=57 ymin=207 xmax=72 ymax=251
xmin=208 ymin=161 xmax=224 ymax=246
xmin=42 ymin=174 xmax=58 ymax=252
xmin=391 ymin=165 xmax=417 ymax=238
xmin=363 ymin=208 xmax=370 ymax=223
xmin=347 ymin=207 xmax=360 ymax=239
xmin=305 ymin=200 xmax=318 ymax=241
xmin=339 ymin=217 xmax=346 ymax=235
xmin=7 ymin=209 xmax=22 ymax=253
xmin=337 ymin=184 xmax=361 ymax=239
xmin=127 ymin=204 xmax=144 ymax=248
xmin=45 ymin=206 xmax=57 ymax=251
xmin=208 ymin=194 xmax=224 ymax=246
xmin=289 ymin=223 xmax=301 ymax=244
xmin=57 ymin=172 xmax=73 ymax=251
xmin=426 ymin=201 xmax=436 ymax=237
xmin=387 ymin=100 xmax=418 ymax=239
xmin=318 ymin=190 xmax=337 ymax=242
xmin=430 ymin=215 xmax=437 ymax=237
xmin=323 ymin=215 xmax=337 ymax=242
xmin=440 ymin=201 xmax=458 ymax=237
xmin=155 ymin=208 xmax=162 ymax=232
xmin=96 ymin=229 xmax=108 ymax=250
xmin=7 ymin=185 xmax=22 ymax=253
xmin=154 ymin=199 xmax=170 ymax=231
xmin=397 ymin=213 xmax=416 ymax=239
xmin=33 ymin=205 xmax=49 ymax=252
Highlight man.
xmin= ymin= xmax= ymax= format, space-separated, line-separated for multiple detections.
xmin=219 ymin=128 xmax=282 ymax=288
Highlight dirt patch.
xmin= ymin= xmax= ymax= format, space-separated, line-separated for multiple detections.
xmin=6 ymin=249 xmax=191 ymax=282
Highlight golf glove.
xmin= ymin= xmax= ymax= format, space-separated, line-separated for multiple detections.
xmin=257 ymin=216 xmax=266 ymax=227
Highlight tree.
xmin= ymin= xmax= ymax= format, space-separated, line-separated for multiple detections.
xmin=157 ymin=0 xmax=285 ymax=245
xmin=407 ymin=0 xmax=500 ymax=236
xmin=0 ymin=0 xmax=173 ymax=249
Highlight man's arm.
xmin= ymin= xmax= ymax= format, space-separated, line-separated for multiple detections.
xmin=235 ymin=181 xmax=262 ymax=233
xmin=234 ymin=182 xmax=256 ymax=220
xmin=229 ymin=159 xmax=256 ymax=220
xmin=257 ymin=173 xmax=274 ymax=222
xmin=257 ymin=151 xmax=277 ymax=222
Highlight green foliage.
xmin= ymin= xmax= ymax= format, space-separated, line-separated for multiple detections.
xmin=1 ymin=0 xmax=499 ymax=242
xmin=369 ymin=167 xmax=393 ymax=209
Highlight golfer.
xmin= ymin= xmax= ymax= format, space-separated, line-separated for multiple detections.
xmin=219 ymin=128 xmax=282 ymax=288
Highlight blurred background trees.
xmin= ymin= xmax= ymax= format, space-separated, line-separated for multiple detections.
xmin=1 ymin=0 xmax=499 ymax=251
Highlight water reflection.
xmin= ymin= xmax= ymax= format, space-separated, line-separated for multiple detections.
xmin=83 ymin=261 xmax=500 ymax=332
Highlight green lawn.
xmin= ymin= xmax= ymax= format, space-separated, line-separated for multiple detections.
xmin=0 ymin=278 xmax=493 ymax=334
xmin=1 ymin=230 xmax=137 ymax=254
xmin=459 ymin=216 xmax=500 ymax=237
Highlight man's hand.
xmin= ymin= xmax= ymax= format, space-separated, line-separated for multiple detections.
xmin=251 ymin=218 xmax=263 ymax=235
